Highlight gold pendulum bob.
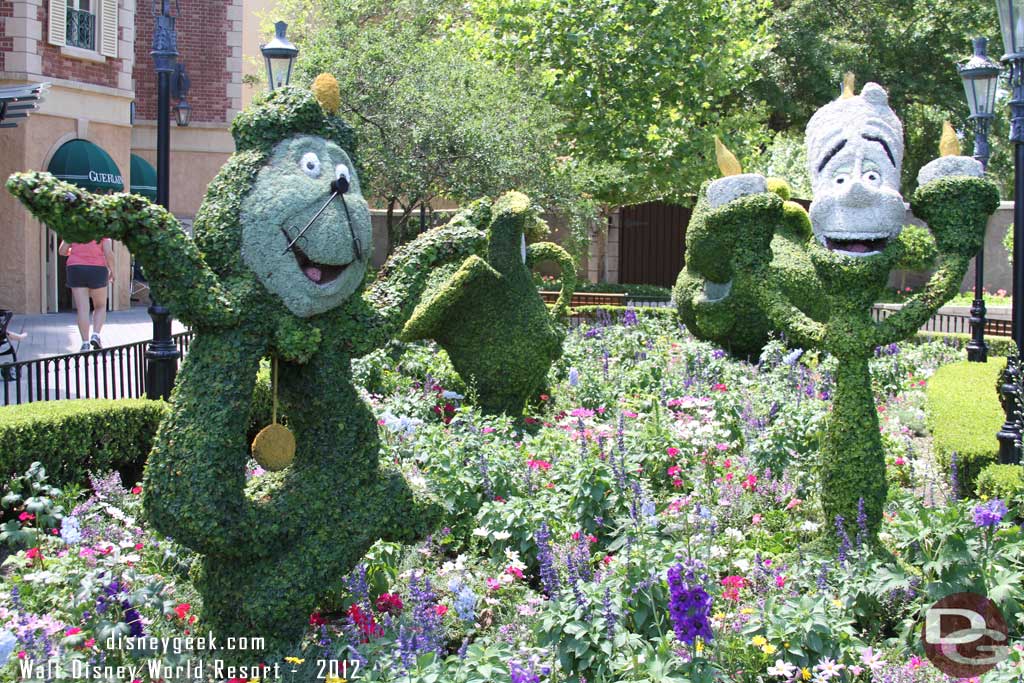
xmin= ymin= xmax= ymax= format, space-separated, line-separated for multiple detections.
xmin=252 ymin=355 xmax=296 ymax=471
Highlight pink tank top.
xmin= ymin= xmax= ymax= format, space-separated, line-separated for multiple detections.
xmin=66 ymin=239 xmax=110 ymax=267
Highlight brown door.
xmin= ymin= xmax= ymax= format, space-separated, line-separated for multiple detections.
xmin=619 ymin=201 xmax=693 ymax=287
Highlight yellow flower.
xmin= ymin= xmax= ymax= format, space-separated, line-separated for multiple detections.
xmin=325 ymin=677 xmax=347 ymax=683
xmin=284 ymin=657 xmax=305 ymax=664
xmin=695 ymin=638 xmax=705 ymax=654
xmin=831 ymin=599 xmax=843 ymax=608
xmin=762 ymin=644 xmax=777 ymax=655
xmin=784 ymin=641 xmax=790 ymax=648
xmin=801 ymin=667 xmax=812 ymax=681
xmin=751 ymin=635 xmax=768 ymax=647
xmin=713 ymin=612 xmax=727 ymax=620
xmin=740 ymin=607 xmax=755 ymax=614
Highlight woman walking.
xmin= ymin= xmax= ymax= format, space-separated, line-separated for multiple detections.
xmin=59 ymin=238 xmax=114 ymax=352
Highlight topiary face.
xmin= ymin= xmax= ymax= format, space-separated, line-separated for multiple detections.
xmin=240 ymin=134 xmax=372 ymax=318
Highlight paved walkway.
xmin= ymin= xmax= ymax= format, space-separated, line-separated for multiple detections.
xmin=6 ymin=305 xmax=186 ymax=362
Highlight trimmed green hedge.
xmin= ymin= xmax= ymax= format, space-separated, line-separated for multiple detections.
xmin=912 ymin=331 xmax=1016 ymax=357
xmin=926 ymin=359 xmax=1006 ymax=495
xmin=0 ymin=399 xmax=168 ymax=485
xmin=976 ymin=463 xmax=1024 ymax=501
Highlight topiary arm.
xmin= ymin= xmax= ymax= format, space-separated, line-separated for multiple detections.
xmin=360 ymin=222 xmax=487 ymax=353
xmin=526 ymin=242 xmax=577 ymax=318
xmin=872 ymin=176 xmax=999 ymax=346
xmin=6 ymin=172 xmax=237 ymax=329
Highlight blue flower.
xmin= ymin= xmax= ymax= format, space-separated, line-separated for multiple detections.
xmin=453 ymin=586 xmax=477 ymax=623
xmin=973 ymin=499 xmax=1008 ymax=528
xmin=60 ymin=516 xmax=82 ymax=545
xmin=0 ymin=630 xmax=16 ymax=667
xmin=568 ymin=367 xmax=580 ymax=387
xmin=666 ymin=564 xmax=713 ymax=645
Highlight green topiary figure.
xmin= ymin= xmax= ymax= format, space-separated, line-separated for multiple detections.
xmin=676 ymin=82 xmax=999 ymax=539
xmin=6 ymin=79 xmax=489 ymax=658
xmin=401 ymin=192 xmax=576 ymax=417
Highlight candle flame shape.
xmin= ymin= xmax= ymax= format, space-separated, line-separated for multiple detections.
xmin=939 ymin=121 xmax=960 ymax=157
xmin=841 ymin=72 xmax=856 ymax=99
xmin=715 ymin=136 xmax=742 ymax=177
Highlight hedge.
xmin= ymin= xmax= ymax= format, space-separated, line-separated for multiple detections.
xmin=926 ymin=358 xmax=1006 ymax=495
xmin=0 ymin=399 xmax=168 ymax=485
xmin=911 ymin=331 xmax=1016 ymax=357
xmin=975 ymin=463 xmax=1024 ymax=501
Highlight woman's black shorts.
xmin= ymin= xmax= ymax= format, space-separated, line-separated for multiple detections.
xmin=66 ymin=265 xmax=109 ymax=289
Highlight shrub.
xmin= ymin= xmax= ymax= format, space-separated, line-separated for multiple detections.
xmin=912 ymin=331 xmax=1016 ymax=357
xmin=0 ymin=399 xmax=168 ymax=485
xmin=975 ymin=463 xmax=1024 ymax=501
xmin=926 ymin=359 xmax=1006 ymax=495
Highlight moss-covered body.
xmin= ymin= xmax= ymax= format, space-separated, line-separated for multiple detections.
xmin=401 ymin=192 xmax=576 ymax=417
xmin=6 ymin=85 xmax=488 ymax=657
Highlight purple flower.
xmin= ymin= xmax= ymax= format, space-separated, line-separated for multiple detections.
xmin=509 ymin=660 xmax=541 ymax=683
xmin=603 ymin=586 xmax=617 ymax=639
xmin=621 ymin=306 xmax=638 ymax=327
xmin=535 ymin=523 xmax=559 ymax=596
xmin=973 ymin=499 xmax=1008 ymax=528
xmin=666 ymin=564 xmax=713 ymax=645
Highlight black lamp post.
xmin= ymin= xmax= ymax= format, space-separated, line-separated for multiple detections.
xmin=172 ymin=62 xmax=191 ymax=128
xmin=260 ymin=22 xmax=298 ymax=91
xmin=995 ymin=0 xmax=1024 ymax=464
xmin=959 ymin=37 xmax=1002 ymax=363
xmin=146 ymin=0 xmax=182 ymax=400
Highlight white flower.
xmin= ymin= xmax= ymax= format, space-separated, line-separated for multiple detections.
xmin=767 ymin=660 xmax=797 ymax=678
xmin=504 ymin=549 xmax=527 ymax=571
xmin=733 ymin=558 xmax=751 ymax=573
xmin=859 ymin=647 xmax=886 ymax=671
xmin=442 ymin=390 xmax=464 ymax=400
xmin=60 ymin=516 xmax=82 ymax=545
xmin=725 ymin=527 xmax=744 ymax=542
xmin=472 ymin=527 xmax=491 ymax=537
xmin=800 ymin=520 xmax=821 ymax=533
xmin=813 ymin=657 xmax=844 ymax=679
xmin=491 ymin=530 xmax=512 ymax=541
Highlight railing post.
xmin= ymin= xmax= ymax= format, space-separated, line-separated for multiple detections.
xmin=145 ymin=304 xmax=180 ymax=400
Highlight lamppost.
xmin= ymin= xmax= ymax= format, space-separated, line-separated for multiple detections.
xmin=995 ymin=0 xmax=1024 ymax=464
xmin=172 ymin=62 xmax=192 ymax=128
xmin=260 ymin=22 xmax=298 ymax=91
xmin=959 ymin=37 xmax=1002 ymax=363
xmin=146 ymin=0 xmax=182 ymax=400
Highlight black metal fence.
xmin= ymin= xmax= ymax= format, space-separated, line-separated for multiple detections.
xmin=1 ymin=332 xmax=193 ymax=406
xmin=870 ymin=306 xmax=1012 ymax=337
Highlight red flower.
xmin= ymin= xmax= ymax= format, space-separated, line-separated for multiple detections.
xmin=174 ymin=603 xmax=191 ymax=619
xmin=375 ymin=593 xmax=404 ymax=616
xmin=494 ymin=495 xmax=506 ymax=503
xmin=131 ymin=486 xmax=142 ymax=495
xmin=435 ymin=604 xmax=448 ymax=616
xmin=720 ymin=575 xmax=746 ymax=601
xmin=539 ymin=394 xmax=549 ymax=401
xmin=26 ymin=548 xmax=42 ymax=560
xmin=741 ymin=474 xmax=757 ymax=491
xmin=309 ymin=612 xmax=326 ymax=626
xmin=18 ymin=512 xmax=34 ymax=522
xmin=713 ymin=383 xmax=728 ymax=392
xmin=527 ymin=459 xmax=552 ymax=471
xmin=347 ymin=604 xmax=383 ymax=641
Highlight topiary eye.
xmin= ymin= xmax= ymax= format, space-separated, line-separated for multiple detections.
xmin=299 ymin=152 xmax=321 ymax=178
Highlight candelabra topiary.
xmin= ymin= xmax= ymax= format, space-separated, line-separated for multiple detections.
xmin=675 ymin=80 xmax=998 ymax=539
xmin=7 ymin=80 xmax=489 ymax=658
xmin=401 ymin=192 xmax=576 ymax=417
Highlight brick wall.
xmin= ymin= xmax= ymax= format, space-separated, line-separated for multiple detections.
xmin=133 ymin=3 xmax=233 ymax=125
xmin=37 ymin=3 xmax=124 ymax=88
xmin=0 ymin=2 xmax=13 ymax=72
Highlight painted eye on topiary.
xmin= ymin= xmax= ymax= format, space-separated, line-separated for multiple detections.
xmin=300 ymin=152 xmax=321 ymax=178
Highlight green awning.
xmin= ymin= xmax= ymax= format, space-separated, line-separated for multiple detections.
xmin=129 ymin=154 xmax=157 ymax=200
xmin=47 ymin=139 xmax=124 ymax=193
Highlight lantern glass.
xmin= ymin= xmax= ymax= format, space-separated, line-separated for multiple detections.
xmin=963 ymin=74 xmax=999 ymax=117
xmin=265 ymin=55 xmax=294 ymax=90
xmin=997 ymin=0 xmax=1024 ymax=56
xmin=174 ymin=99 xmax=191 ymax=127
xmin=260 ymin=21 xmax=298 ymax=91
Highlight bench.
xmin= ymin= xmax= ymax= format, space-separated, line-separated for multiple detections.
xmin=539 ymin=291 xmax=628 ymax=307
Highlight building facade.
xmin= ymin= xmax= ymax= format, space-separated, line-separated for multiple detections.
xmin=0 ymin=0 xmax=251 ymax=315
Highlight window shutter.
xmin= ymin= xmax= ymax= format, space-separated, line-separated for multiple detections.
xmin=48 ymin=0 xmax=67 ymax=47
xmin=99 ymin=0 xmax=118 ymax=57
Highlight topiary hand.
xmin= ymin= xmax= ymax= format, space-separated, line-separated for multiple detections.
xmin=910 ymin=176 xmax=999 ymax=258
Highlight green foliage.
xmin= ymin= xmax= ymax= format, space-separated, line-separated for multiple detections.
xmin=0 ymin=462 xmax=65 ymax=548
xmin=471 ymin=0 xmax=775 ymax=204
xmin=0 ymin=399 xmax=167 ymax=485
xmin=754 ymin=131 xmax=812 ymax=200
xmin=927 ymin=358 xmax=1006 ymax=495
xmin=271 ymin=0 xmax=603 ymax=257
xmin=912 ymin=330 xmax=1017 ymax=357
xmin=402 ymin=192 xmax=575 ymax=417
xmin=976 ymin=464 xmax=1024 ymax=502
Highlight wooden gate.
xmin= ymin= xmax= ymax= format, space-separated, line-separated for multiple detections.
xmin=619 ymin=201 xmax=692 ymax=287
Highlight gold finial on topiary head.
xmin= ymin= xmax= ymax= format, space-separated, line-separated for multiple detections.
xmin=715 ymin=136 xmax=742 ymax=177
xmin=311 ymin=73 xmax=341 ymax=114
xmin=939 ymin=120 xmax=960 ymax=157
xmin=841 ymin=72 xmax=856 ymax=99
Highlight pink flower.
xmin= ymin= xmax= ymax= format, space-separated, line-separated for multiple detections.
xmin=435 ymin=604 xmax=449 ymax=616
xmin=26 ymin=547 xmax=42 ymax=560
xmin=131 ymin=486 xmax=142 ymax=495
xmin=723 ymin=458 xmax=732 ymax=469
xmin=18 ymin=512 xmax=34 ymax=522
xmin=482 ymin=427 xmax=495 ymax=434
xmin=570 ymin=408 xmax=595 ymax=418
xmin=84 ymin=638 xmax=95 ymax=648
xmin=721 ymin=575 xmax=746 ymax=600
xmin=622 ymin=411 xmax=638 ymax=418
xmin=667 ymin=465 xmax=681 ymax=477
xmin=666 ymin=447 xmax=680 ymax=457
xmin=66 ymin=627 xmax=82 ymax=635
xmin=785 ymin=498 xmax=802 ymax=510
xmin=527 ymin=459 xmax=552 ymax=471
xmin=309 ymin=613 xmax=326 ymax=626
xmin=715 ymin=443 xmax=729 ymax=451
xmin=742 ymin=474 xmax=757 ymax=491
xmin=752 ymin=514 xmax=763 ymax=525
xmin=775 ymin=575 xmax=786 ymax=588
xmin=134 ymin=543 xmax=144 ymax=550
xmin=486 ymin=578 xmax=502 ymax=591
xmin=908 ymin=656 xmax=924 ymax=669
xmin=713 ymin=383 xmax=728 ymax=392
xmin=505 ymin=567 xmax=524 ymax=580
xmin=848 ymin=665 xmax=863 ymax=676
xmin=17 ymin=652 xmax=25 ymax=660
xmin=724 ymin=472 xmax=733 ymax=482
xmin=894 ymin=457 xmax=906 ymax=466
xmin=672 ymin=478 xmax=683 ymax=487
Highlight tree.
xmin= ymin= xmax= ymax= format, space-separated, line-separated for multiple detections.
xmin=469 ymin=0 xmax=776 ymax=204
xmin=265 ymin=0 xmax=602 ymax=254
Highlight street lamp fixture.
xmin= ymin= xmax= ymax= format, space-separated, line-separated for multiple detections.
xmin=994 ymin=0 xmax=1024 ymax=463
xmin=261 ymin=21 xmax=299 ymax=91
xmin=959 ymin=37 xmax=1002 ymax=363
xmin=172 ymin=62 xmax=191 ymax=127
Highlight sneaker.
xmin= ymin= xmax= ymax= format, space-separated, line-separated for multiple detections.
xmin=90 ymin=334 xmax=102 ymax=350
xmin=80 ymin=341 xmax=92 ymax=352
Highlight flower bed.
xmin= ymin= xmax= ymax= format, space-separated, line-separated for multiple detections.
xmin=0 ymin=316 xmax=1021 ymax=683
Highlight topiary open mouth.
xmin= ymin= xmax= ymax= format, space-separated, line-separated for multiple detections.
xmin=824 ymin=236 xmax=890 ymax=256
xmin=281 ymin=228 xmax=353 ymax=285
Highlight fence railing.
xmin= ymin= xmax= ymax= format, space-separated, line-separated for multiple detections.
xmin=1 ymin=332 xmax=193 ymax=406
xmin=870 ymin=306 xmax=1012 ymax=337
